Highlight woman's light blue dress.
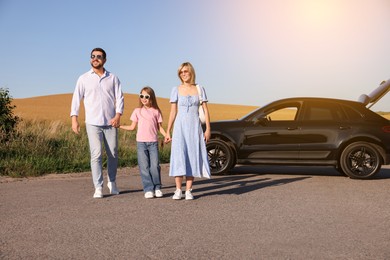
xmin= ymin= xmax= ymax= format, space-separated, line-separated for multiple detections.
xmin=169 ymin=86 xmax=211 ymax=179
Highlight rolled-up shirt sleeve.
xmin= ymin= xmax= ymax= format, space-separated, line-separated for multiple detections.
xmin=70 ymin=77 xmax=84 ymax=117
xmin=115 ymin=77 xmax=124 ymax=115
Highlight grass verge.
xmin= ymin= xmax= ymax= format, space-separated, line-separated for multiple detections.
xmin=0 ymin=119 xmax=171 ymax=177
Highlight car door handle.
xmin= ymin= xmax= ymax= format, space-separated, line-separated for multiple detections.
xmin=287 ymin=127 xmax=299 ymax=130
xmin=339 ymin=126 xmax=351 ymax=130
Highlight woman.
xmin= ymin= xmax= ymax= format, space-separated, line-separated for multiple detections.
xmin=165 ymin=62 xmax=211 ymax=200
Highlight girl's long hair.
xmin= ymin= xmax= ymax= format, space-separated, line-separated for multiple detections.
xmin=138 ymin=86 xmax=162 ymax=117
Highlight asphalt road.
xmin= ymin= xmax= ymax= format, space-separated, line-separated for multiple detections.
xmin=1 ymin=164 xmax=390 ymax=259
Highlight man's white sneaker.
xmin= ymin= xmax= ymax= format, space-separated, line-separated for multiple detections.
xmin=172 ymin=189 xmax=182 ymax=200
xmin=155 ymin=189 xmax=163 ymax=198
xmin=185 ymin=189 xmax=194 ymax=200
xmin=93 ymin=187 xmax=103 ymax=198
xmin=107 ymin=182 xmax=119 ymax=195
xmin=144 ymin=191 xmax=154 ymax=199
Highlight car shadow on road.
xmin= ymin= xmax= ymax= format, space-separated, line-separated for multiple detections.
xmin=228 ymin=165 xmax=341 ymax=177
xmin=156 ymin=165 xmax=390 ymax=198
xmin=223 ymin=165 xmax=390 ymax=180
xmin=188 ymin=166 xmax=390 ymax=198
xmin=372 ymin=168 xmax=390 ymax=179
xmin=193 ymin=174 xmax=310 ymax=198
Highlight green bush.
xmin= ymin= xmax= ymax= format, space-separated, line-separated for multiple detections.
xmin=0 ymin=88 xmax=20 ymax=142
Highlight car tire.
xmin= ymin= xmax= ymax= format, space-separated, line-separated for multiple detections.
xmin=339 ymin=141 xmax=382 ymax=179
xmin=207 ymin=139 xmax=235 ymax=175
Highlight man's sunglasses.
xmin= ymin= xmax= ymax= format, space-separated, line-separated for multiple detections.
xmin=139 ymin=94 xmax=150 ymax=99
xmin=91 ymin=55 xmax=104 ymax=60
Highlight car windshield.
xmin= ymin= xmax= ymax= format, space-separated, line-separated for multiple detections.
xmin=240 ymin=107 xmax=262 ymax=121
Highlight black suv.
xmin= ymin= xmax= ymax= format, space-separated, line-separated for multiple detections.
xmin=207 ymin=80 xmax=390 ymax=179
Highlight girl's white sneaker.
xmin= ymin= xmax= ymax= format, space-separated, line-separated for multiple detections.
xmin=144 ymin=191 xmax=154 ymax=199
xmin=155 ymin=190 xmax=163 ymax=198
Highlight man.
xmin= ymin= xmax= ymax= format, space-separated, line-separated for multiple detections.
xmin=70 ymin=47 xmax=124 ymax=198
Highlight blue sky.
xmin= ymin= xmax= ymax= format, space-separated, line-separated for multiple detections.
xmin=1 ymin=0 xmax=390 ymax=111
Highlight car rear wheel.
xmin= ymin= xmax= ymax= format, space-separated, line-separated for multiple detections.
xmin=339 ymin=142 xmax=382 ymax=179
xmin=207 ymin=139 xmax=235 ymax=175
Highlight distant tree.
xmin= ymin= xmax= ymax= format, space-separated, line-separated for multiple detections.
xmin=0 ymin=88 xmax=20 ymax=142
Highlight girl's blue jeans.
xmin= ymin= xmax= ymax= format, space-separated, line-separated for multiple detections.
xmin=137 ymin=142 xmax=162 ymax=192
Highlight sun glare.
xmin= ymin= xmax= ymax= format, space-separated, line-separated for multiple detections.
xmin=295 ymin=0 xmax=343 ymax=30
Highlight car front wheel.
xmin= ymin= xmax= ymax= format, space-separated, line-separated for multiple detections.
xmin=206 ymin=139 xmax=235 ymax=175
xmin=339 ymin=142 xmax=382 ymax=179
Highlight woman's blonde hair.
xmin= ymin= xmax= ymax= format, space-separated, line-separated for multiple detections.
xmin=177 ymin=62 xmax=196 ymax=85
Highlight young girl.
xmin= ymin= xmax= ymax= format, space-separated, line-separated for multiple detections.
xmin=120 ymin=87 xmax=167 ymax=199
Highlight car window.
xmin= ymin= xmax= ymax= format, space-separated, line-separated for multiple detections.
xmin=304 ymin=101 xmax=345 ymax=121
xmin=267 ymin=107 xmax=298 ymax=121
xmin=248 ymin=101 xmax=301 ymax=122
xmin=342 ymin=104 xmax=364 ymax=121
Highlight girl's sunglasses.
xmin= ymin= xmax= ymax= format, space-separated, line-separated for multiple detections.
xmin=139 ymin=94 xmax=150 ymax=99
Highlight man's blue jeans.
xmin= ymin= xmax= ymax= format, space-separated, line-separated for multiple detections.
xmin=86 ymin=124 xmax=118 ymax=188
xmin=137 ymin=142 xmax=161 ymax=192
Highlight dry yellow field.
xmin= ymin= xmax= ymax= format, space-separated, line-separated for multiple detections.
xmin=12 ymin=93 xmax=258 ymax=126
xmin=12 ymin=94 xmax=390 ymax=125
xmin=380 ymin=114 xmax=390 ymax=120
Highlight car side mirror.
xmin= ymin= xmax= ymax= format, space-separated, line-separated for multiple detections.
xmin=254 ymin=117 xmax=268 ymax=126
